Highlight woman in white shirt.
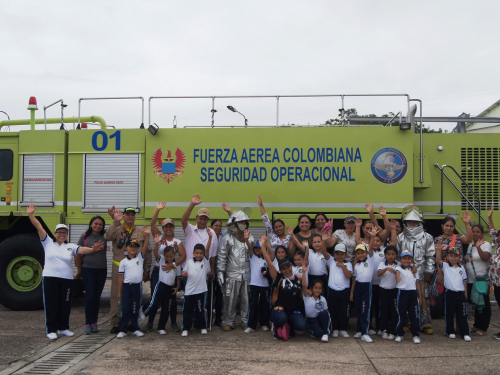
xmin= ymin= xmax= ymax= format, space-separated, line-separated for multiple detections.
xmin=464 ymin=224 xmax=492 ymax=336
xmin=27 ymin=204 xmax=104 ymax=340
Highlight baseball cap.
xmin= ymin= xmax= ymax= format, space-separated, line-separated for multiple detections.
xmin=55 ymin=224 xmax=69 ymax=232
xmin=345 ymin=215 xmax=356 ymax=223
xmin=401 ymin=250 xmax=414 ymax=258
xmin=355 ymin=244 xmax=367 ymax=252
xmin=254 ymin=241 xmax=261 ymax=248
xmin=197 ymin=208 xmax=210 ymax=218
xmin=123 ymin=207 xmax=137 ymax=214
xmin=278 ymin=258 xmax=293 ymax=269
xmin=447 ymin=247 xmax=460 ymax=255
xmin=334 ymin=243 xmax=347 ymax=253
xmin=162 ymin=218 xmax=174 ymax=226
xmin=126 ymin=240 xmax=140 ymax=247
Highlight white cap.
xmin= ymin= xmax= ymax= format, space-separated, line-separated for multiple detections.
xmin=55 ymin=224 xmax=69 ymax=232
xmin=334 ymin=243 xmax=347 ymax=253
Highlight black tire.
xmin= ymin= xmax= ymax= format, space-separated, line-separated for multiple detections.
xmin=0 ymin=234 xmax=44 ymax=310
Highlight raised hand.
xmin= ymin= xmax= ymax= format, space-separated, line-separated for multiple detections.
xmin=222 ymin=203 xmax=231 ymax=213
xmin=368 ymin=227 xmax=379 ymax=237
xmin=243 ymin=229 xmax=250 ymax=241
xmin=156 ymin=201 xmax=166 ymax=210
xmin=27 ymin=204 xmax=36 ymax=215
xmin=208 ymin=228 xmax=213 ymax=238
xmin=257 ymin=194 xmax=263 ymax=206
xmin=191 ymin=194 xmax=202 ymax=206
xmin=113 ymin=210 xmax=123 ymax=222
xmin=488 ymin=205 xmax=494 ymax=219
xmin=365 ymin=203 xmax=373 ymax=213
xmin=321 ymin=233 xmax=331 ymax=241
xmin=302 ymin=240 xmax=309 ymax=248
xmin=143 ymin=226 xmax=151 ymax=235
xmin=476 ymin=238 xmax=485 ymax=248
xmin=154 ymin=233 xmax=161 ymax=244
xmin=461 ymin=210 xmax=471 ymax=225
xmin=390 ymin=219 xmax=398 ymax=230
xmin=92 ymin=241 xmax=105 ymax=252
xmin=286 ymin=226 xmax=294 ymax=236
xmin=435 ymin=240 xmax=443 ymax=252
xmin=260 ymin=233 xmax=268 ymax=245
xmin=301 ymin=259 xmax=309 ymax=273
xmin=108 ymin=206 xmax=116 ymax=218
xmin=355 ymin=217 xmax=363 ymax=228
xmin=378 ymin=206 xmax=387 ymax=216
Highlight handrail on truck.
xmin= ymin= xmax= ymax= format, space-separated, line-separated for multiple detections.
xmin=78 ymin=97 xmax=144 ymax=129
xmin=434 ymin=163 xmax=488 ymax=229
xmin=0 ymin=116 xmax=107 ymax=130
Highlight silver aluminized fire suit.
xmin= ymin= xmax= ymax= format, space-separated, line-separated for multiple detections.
xmin=397 ymin=223 xmax=435 ymax=329
xmin=217 ymin=210 xmax=254 ymax=328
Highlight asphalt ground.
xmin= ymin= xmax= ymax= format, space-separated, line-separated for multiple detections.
xmin=1 ymin=282 xmax=500 ymax=375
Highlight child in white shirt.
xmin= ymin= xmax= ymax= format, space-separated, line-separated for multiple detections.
xmin=302 ymin=261 xmax=330 ymax=342
xmin=181 ymin=233 xmax=212 ymax=337
xmin=376 ymin=245 xmax=399 ymax=340
xmin=395 ymin=250 xmax=423 ymax=344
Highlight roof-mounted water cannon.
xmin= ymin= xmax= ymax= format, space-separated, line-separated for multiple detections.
xmin=400 ymin=104 xmax=417 ymax=131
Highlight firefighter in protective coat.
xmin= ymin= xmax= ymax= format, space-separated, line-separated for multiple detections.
xmin=217 ymin=209 xmax=254 ymax=331
xmin=396 ymin=205 xmax=435 ymax=335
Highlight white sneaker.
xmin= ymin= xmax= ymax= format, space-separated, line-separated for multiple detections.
xmin=321 ymin=334 xmax=329 ymax=342
xmin=361 ymin=334 xmax=373 ymax=343
xmin=354 ymin=332 xmax=362 ymax=339
xmin=139 ymin=307 xmax=146 ymax=321
xmin=382 ymin=332 xmax=389 ymax=340
xmin=448 ymin=334 xmax=456 ymax=339
xmin=413 ymin=336 xmax=421 ymax=344
xmin=395 ymin=336 xmax=403 ymax=343
xmin=331 ymin=330 xmax=339 ymax=338
xmin=261 ymin=326 xmax=270 ymax=332
xmin=377 ymin=330 xmax=383 ymax=336
xmin=47 ymin=332 xmax=57 ymax=340
xmin=339 ymin=330 xmax=350 ymax=338
xmin=464 ymin=335 xmax=472 ymax=342
xmin=181 ymin=330 xmax=188 ymax=337
xmin=57 ymin=330 xmax=74 ymax=337
xmin=158 ymin=330 xmax=167 ymax=335
xmin=116 ymin=332 xmax=126 ymax=338
xmin=368 ymin=329 xmax=376 ymax=335
xmin=132 ymin=330 xmax=144 ymax=337
xmin=387 ymin=334 xmax=396 ymax=340
xmin=244 ymin=327 xmax=256 ymax=333
xmin=201 ymin=329 xmax=207 ymax=335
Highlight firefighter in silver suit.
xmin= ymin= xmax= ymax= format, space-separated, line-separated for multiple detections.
xmin=217 ymin=209 xmax=254 ymax=331
xmin=396 ymin=205 xmax=436 ymax=335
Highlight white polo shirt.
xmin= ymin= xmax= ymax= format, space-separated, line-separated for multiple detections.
xmin=353 ymin=254 xmax=375 ymax=283
xmin=292 ymin=265 xmax=304 ymax=277
xmin=440 ymin=262 xmax=467 ymax=292
xmin=326 ymin=256 xmax=352 ymax=291
xmin=395 ymin=265 xmax=419 ymax=290
xmin=377 ymin=261 xmax=400 ymax=290
xmin=249 ymin=254 xmax=270 ymax=287
xmin=118 ymin=253 xmax=145 ymax=284
xmin=465 ymin=242 xmax=492 ymax=283
xmin=154 ymin=237 xmax=181 ymax=267
xmin=303 ymin=295 xmax=328 ymax=319
xmin=183 ymin=223 xmax=218 ymax=268
xmin=371 ymin=248 xmax=386 ymax=285
xmin=308 ymin=250 xmax=328 ymax=276
xmin=158 ymin=255 xmax=182 ymax=286
xmin=183 ymin=256 xmax=210 ymax=296
xmin=41 ymin=235 xmax=80 ymax=279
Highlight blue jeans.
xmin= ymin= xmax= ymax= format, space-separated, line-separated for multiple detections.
xmin=271 ymin=309 xmax=307 ymax=332
xmin=307 ymin=310 xmax=331 ymax=337
xmin=81 ymin=268 xmax=107 ymax=325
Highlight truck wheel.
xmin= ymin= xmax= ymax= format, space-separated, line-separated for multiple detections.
xmin=0 ymin=234 xmax=44 ymax=310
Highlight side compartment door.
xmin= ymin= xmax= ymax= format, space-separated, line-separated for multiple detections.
xmin=20 ymin=154 xmax=55 ymax=207
xmin=0 ymin=142 xmax=17 ymax=211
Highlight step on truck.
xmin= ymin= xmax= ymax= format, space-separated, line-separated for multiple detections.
xmin=0 ymin=94 xmax=498 ymax=311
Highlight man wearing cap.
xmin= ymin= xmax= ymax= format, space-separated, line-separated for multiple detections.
xmin=397 ymin=205 xmax=435 ymax=335
xmin=106 ymin=206 xmax=151 ymax=333
xmin=181 ymin=194 xmax=219 ymax=269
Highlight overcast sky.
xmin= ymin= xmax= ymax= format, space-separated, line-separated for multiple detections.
xmin=1 ymin=1 xmax=499 ymax=131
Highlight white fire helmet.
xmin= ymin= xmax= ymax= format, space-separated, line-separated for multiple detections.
xmin=401 ymin=205 xmax=424 ymax=223
xmin=227 ymin=209 xmax=250 ymax=233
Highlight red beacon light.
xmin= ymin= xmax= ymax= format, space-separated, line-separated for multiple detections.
xmin=27 ymin=96 xmax=38 ymax=110
xmin=81 ymin=123 xmax=88 ymax=129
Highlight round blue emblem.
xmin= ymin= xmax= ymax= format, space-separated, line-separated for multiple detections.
xmin=371 ymin=147 xmax=408 ymax=184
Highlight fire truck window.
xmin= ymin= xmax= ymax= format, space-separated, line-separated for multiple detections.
xmin=0 ymin=149 xmax=13 ymax=181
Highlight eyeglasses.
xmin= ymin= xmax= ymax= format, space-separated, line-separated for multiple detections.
xmin=55 ymin=231 xmax=68 ymax=235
